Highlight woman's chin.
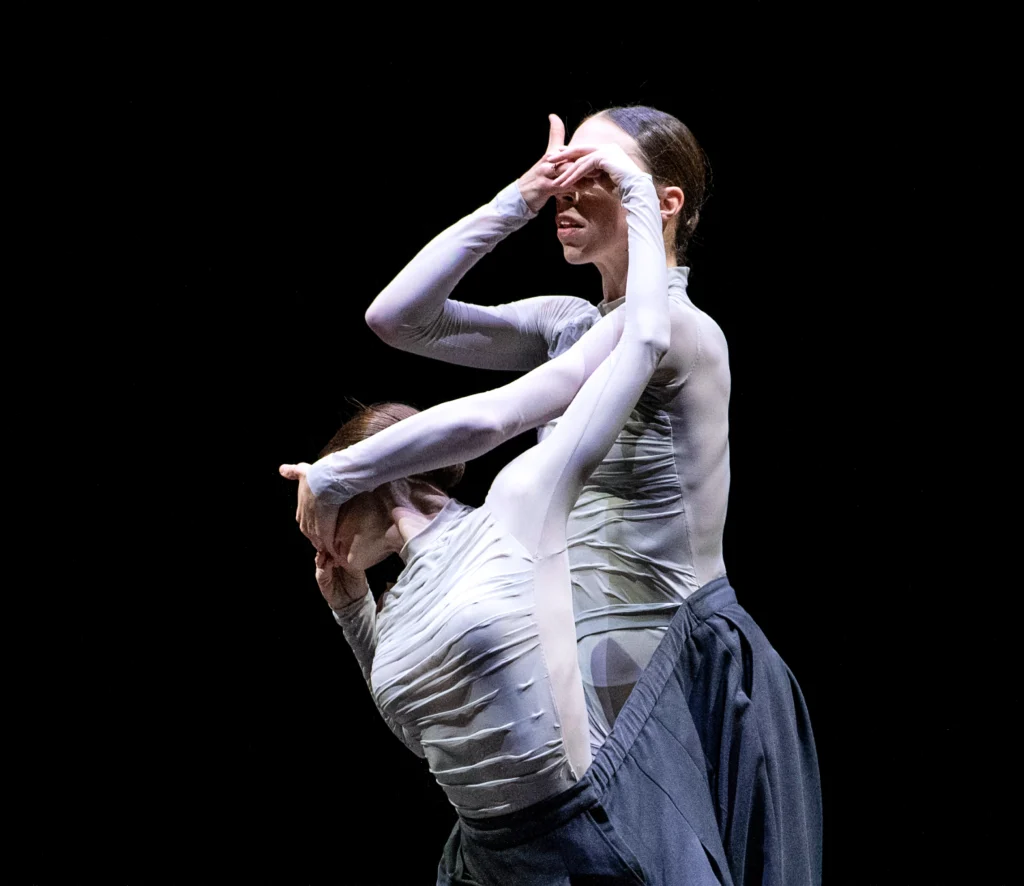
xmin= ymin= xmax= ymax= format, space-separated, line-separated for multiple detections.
xmin=560 ymin=245 xmax=590 ymax=265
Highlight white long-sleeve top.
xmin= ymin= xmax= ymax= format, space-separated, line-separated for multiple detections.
xmin=333 ymin=499 xmax=583 ymax=819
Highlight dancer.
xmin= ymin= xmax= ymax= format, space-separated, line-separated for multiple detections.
xmin=305 ymin=106 xmax=822 ymax=885
xmin=282 ymin=141 xmax=727 ymax=884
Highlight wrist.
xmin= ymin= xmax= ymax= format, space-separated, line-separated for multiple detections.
xmin=331 ymin=590 xmax=374 ymax=623
xmin=319 ymin=566 xmax=370 ymax=611
xmin=515 ymin=176 xmax=546 ymax=214
xmin=337 ymin=569 xmax=369 ymax=601
xmin=618 ymin=170 xmax=655 ymax=195
xmin=329 ymin=577 xmax=370 ymax=612
xmin=306 ymin=457 xmax=356 ymax=506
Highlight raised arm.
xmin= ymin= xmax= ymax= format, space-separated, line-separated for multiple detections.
xmin=365 ymin=115 xmax=595 ymax=371
xmin=486 ymin=147 xmax=670 ymax=557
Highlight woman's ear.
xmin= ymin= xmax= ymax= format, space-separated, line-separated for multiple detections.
xmin=660 ymin=186 xmax=684 ymax=223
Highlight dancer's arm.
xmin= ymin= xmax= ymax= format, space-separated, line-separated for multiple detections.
xmin=314 ymin=551 xmax=375 ymax=679
xmin=486 ymin=147 xmax=670 ymax=557
xmin=366 ymin=115 xmax=595 ymax=371
xmin=316 ymin=554 xmax=426 ymax=758
xmin=283 ymin=303 xmax=625 ymax=552
xmin=475 ymin=148 xmax=669 ymax=781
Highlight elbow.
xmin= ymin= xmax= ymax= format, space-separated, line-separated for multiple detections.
xmin=364 ymin=300 xmax=399 ymax=344
xmin=471 ymin=407 xmax=514 ymax=451
xmin=652 ymin=332 xmax=671 ymax=363
xmin=636 ymin=327 xmax=671 ymax=364
xmin=457 ymin=404 xmax=516 ymax=459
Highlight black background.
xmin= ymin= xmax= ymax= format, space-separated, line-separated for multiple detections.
xmin=17 ymin=11 xmax=1011 ymax=885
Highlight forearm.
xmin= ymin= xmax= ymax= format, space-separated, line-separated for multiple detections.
xmin=487 ymin=173 xmax=670 ymax=553
xmin=620 ymin=172 xmax=671 ymax=353
xmin=332 ymin=592 xmax=426 ymax=758
xmin=331 ymin=589 xmax=377 ymax=685
xmin=365 ymin=182 xmax=553 ymax=370
xmin=556 ymin=172 xmax=670 ymax=481
xmin=306 ymin=388 xmax=523 ymax=505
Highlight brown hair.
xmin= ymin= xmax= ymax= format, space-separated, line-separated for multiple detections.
xmin=597 ymin=106 xmax=709 ymax=266
xmin=318 ymin=401 xmax=464 ymax=492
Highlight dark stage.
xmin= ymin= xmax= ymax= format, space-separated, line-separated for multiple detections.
xmin=17 ymin=14 xmax=1009 ymax=885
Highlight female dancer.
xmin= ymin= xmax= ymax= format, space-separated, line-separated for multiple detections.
xmin=282 ymin=142 xmax=727 ymax=884
xmin=298 ymin=106 xmax=822 ymax=885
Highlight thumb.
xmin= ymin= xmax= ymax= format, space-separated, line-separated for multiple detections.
xmin=546 ymin=114 xmax=565 ymax=152
xmin=279 ymin=463 xmax=308 ymax=480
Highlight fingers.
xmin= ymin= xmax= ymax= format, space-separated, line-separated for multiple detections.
xmin=552 ymin=155 xmax=604 ymax=189
xmin=549 ymin=143 xmax=639 ymax=188
xmin=320 ymin=530 xmax=342 ymax=563
xmin=546 ymin=114 xmax=565 ymax=152
xmin=314 ymin=499 xmax=342 ymax=560
xmin=547 ymin=144 xmax=597 ymax=163
xmin=546 ymin=146 xmax=599 ymax=189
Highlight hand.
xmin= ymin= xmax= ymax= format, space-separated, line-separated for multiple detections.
xmin=279 ymin=462 xmax=341 ymax=556
xmin=314 ymin=550 xmax=370 ymax=611
xmin=548 ymin=142 xmax=648 ymax=191
xmin=517 ymin=114 xmax=576 ymax=212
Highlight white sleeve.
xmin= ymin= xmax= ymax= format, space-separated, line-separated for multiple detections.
xmin=332 ymin=594 xmax=426 ymax=758
xmin=331 ymin=593 xmax=378 ymax=684
xmin=365 ymin=181 xmax=595 ymax=370
xmin=485 ymin=171 xmax=670 ymax=558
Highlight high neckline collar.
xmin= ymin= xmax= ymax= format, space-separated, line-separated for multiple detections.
xmin=597 ymin=266 xmax=691 ymax=316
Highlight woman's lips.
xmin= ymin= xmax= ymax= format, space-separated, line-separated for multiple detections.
xmin=556 ymin=221 xmax=584 ymax=242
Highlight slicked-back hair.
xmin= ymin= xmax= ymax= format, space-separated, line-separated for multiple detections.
xmin=598 ymin=105 xmax=708 ymax=266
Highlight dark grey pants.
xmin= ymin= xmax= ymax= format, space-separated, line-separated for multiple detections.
xmin=436 ymin=577 xmax=822 ymax=886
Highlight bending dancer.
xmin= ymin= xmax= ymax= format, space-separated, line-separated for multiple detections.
xmin=282 ymin=143 xmax=727 ymax=884
xmin=308 ymin=106 xmax=822 ymax=885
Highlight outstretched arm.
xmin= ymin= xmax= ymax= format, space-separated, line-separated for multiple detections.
xmin=280 ymin=305 xmax=625 ymax=552
xmin=365 ymin=115 xmax=595 ymax=371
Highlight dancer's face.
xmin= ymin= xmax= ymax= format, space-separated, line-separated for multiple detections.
xmin=554 ymin=116 xmax=649 ymax=267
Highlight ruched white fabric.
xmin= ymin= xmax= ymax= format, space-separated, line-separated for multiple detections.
xmin=336 ymin=499 xmax=584 ymax=818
